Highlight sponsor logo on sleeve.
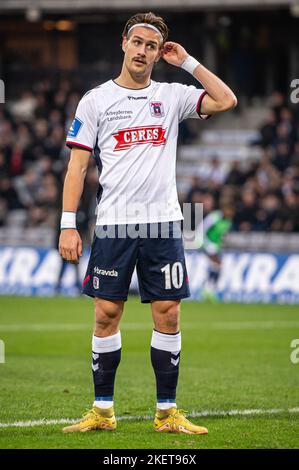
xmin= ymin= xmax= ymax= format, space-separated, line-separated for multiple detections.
xmin=67 ymin=117 xmax=83 ymax=138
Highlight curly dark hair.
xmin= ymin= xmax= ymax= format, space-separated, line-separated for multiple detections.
xmin=122 ymin=12 xmax=169 ymax=45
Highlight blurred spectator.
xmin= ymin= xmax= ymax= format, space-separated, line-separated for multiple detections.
xmin=258 ymin=110 xmax=277 ymax=148
xmin=34 ymin=93 xmax=50 ymax=120
xmin=14 ymin=167 xmax=40 ymax=208
xmin=184 ymin=175 xmax=215 ymax=229
xmin=44 ymin=126 xmax=65 ymax=159
xmin=185 ymin=176 xmax=202 ymax=203
xmin=255 ymin=151 xmax=281 ymax=194
xmin=270 ymin=91 xmax=286 ymax=121
xmin=255 ymin=192 xmax=280 ymax=231
xmin=10 ymin=90 xmax=36 ymax=122
xmin=205 ymin=157 xmax=227 ymax=188
xmin=290 ymin=141 xmax=299 ymax=166
xmin=0 ymin=198 xmax=7 ymax=227
xmin=0 ymin=151 xmax=9 ymax=177
xmin=26 ymin=206 xmax=49 ymax=227
xmin=279 ymin=107 xmax=296 ymax=145
xmin=0 ymin=176 xmax=23 ymax=210
xmin=273 ymin=142 xmax=292 ymax=172
xmin=225 ymin=160 xmax=246 ymax=186
xmin=234 ymin=188 xmax=258 ymax=232
xmin=272 ymin=192 xmax=299 ymax=232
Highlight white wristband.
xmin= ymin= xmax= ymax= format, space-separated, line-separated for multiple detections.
xmin=180 ymin=55 xmax=200 ymax=75
xmin=60 ymin=211 xmax=76 ymax=230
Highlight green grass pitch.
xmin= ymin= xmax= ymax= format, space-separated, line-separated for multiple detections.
xmin=0 ymin=295 xmax=298 ymax=449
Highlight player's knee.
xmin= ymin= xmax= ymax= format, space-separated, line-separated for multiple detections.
xmin=164 ymin=317 xmax=179 ymax=331
xmin=153 ymin=301 xmax=180 ymax=332
xmin=94 ymin=299 xmax=123 ymax=335
xmin=165 ymin=309 xmax=180 ymax=331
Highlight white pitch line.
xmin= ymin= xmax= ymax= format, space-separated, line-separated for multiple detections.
xmin=1 ymin=321 xmax=299 ymax=332
xmin=0 ymin=323 xmax=155 ymax=332
xmin=211 ymin=321 xmax=299 ymax=330
xmin=0 ymin=323 xmax=91 ymax=332
xmin=1 ymin=408 xmax=299 ymax=429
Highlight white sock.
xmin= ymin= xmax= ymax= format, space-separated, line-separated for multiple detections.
xmin=93 ymin=400 xmax=114 ymax=409
xmin=157 ymin=402 xmax=177 ymax=410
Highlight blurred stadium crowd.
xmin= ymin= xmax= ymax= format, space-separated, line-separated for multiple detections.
xmin=185 ymin=91 xmax=299 ymax=232
xmin=0 ymin=78 xmax=97 ymax=237
xmin=0 ymin=79 xmax=299 ymax=234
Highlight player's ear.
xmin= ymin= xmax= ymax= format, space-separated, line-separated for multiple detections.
xmin=155 ymin=43 xmax=164 ymax=63
xmin=121 ymin=35 xmax=127 ymax=53
xmin=154 ymin=50 xmax=162 ymax=63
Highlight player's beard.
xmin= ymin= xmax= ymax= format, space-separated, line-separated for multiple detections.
xmin=132 ymin=58 xmax=147 ymax=72
xmin=128 ymin=59 xmax=152 ymax=80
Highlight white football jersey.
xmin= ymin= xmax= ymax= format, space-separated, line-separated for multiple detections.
xmin=66 ymin=79 xmax=209 ymax=225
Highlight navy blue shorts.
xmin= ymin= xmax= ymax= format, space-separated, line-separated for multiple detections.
xmin=82 ymin=222 xmax=190 ymax=303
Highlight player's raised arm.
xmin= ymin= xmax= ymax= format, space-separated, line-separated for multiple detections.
xmin=59 ymin=147 xmax=91 ymax=264
xmin=162 ymin=41 xmax=237 ymax=115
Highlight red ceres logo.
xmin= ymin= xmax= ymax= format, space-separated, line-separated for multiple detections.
xmin=113 ymin=125 xmax=166 ymax=151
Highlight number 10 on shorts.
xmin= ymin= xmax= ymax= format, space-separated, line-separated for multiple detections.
xmin=161 ymin=262 xmax=184 ymax=289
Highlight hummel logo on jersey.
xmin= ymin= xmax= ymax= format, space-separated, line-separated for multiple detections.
xmin=128 ymin=96 xmax=147 ymax=100
xmin=113 ymin=125 xmax=166 ymax=151
xmin=94 ymin=267 xmax=119 ymax=277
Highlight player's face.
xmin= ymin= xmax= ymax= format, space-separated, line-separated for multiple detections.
xmin=223 ymin=207 xmax=234 ymax=219
xmin=122 ymin=27 xmax=162 ymax=78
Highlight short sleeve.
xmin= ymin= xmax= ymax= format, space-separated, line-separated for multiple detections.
xmin=176 ymin=83 xmax=211 ymax=122
xmin=66 ymin=92 xmax=98 ymax=151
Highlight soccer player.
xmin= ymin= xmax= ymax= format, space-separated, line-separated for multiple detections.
xmin=59 ymin=12 xmax=237 ymax=434
xmin=199 ymin=203 xmax=235 ymax=301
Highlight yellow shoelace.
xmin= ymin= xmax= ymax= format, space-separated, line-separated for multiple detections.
xmin=82 ymin=408 xmax=98 ymax=420
xmin=173 ymin=409 xmax=188 ymax=418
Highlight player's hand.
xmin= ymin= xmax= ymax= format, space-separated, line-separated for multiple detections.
xmin=161 ymin=42 xmax=188 ymax=67
xmin=59 ymin=229 xmax=82 ymax=265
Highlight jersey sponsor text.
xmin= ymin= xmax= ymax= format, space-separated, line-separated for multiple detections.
xmin=113 ymin=125 xmax=166 ymax=151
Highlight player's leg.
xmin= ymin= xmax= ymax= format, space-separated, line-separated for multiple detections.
xmin=150 ymin=300 xmax=207 ymax=435
xmin=202 ymin=247 xmax=221 ymax=301
xmin=92 ymin=298 xmax=123 ymax=412
xmin=137 ymin=221 xmax=208 ymax=435
xmin=63 ymin=226 xmax=138 ymax=433
xmin=207 ymin=254 xmax=221 ymax=288
xmin=150 ymin=300 xmax=181 ymax=411
xmin=62 ymin=298 xmax=124 ymax=433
